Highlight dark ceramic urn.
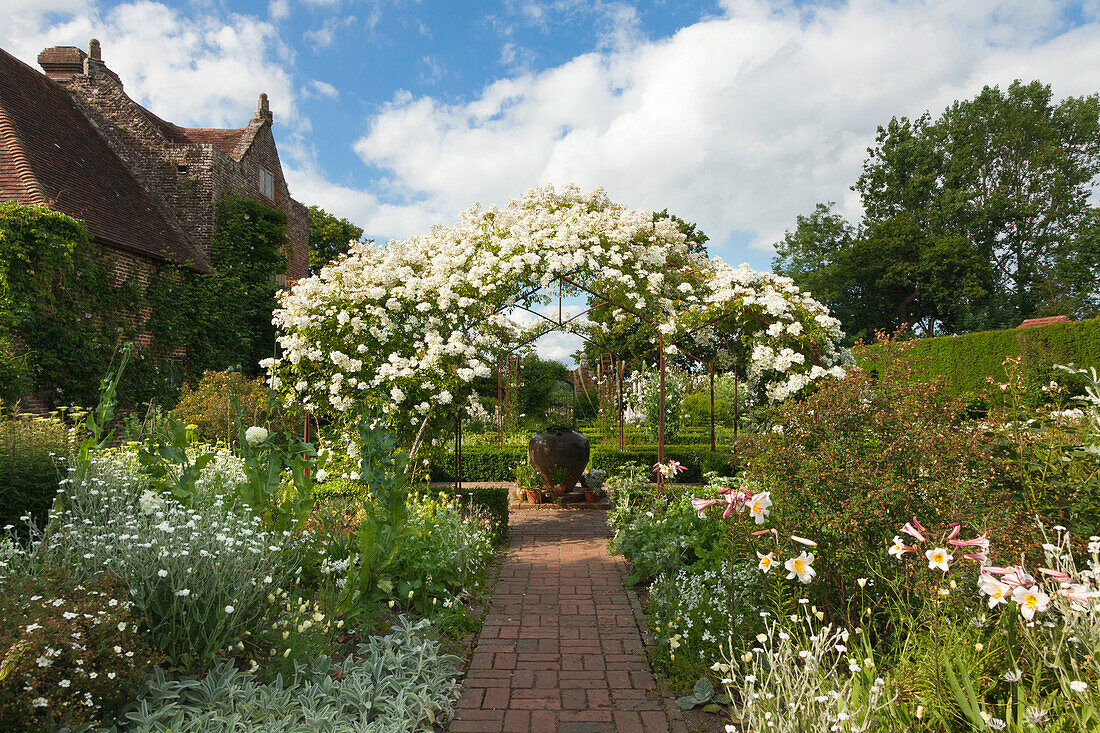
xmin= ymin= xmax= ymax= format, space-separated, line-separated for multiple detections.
xmin=529 ymin=428 xmax=590 ymax=496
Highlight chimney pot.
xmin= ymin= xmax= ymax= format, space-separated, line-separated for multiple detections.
xmin=89 ymin=38 xmax=101 ymax=60
xmin=38 ymin=46 xmax=87 ymax=79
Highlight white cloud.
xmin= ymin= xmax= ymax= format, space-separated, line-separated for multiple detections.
xmin=269 ymin=0 xmax=290 ymax=21
xmin=346 ymin=0 xmax=1100 ymax=262
xmin=0 ymin=1 xmax=299 ymax=130
xmin=307 ymin=79 xmax=339 ymax=99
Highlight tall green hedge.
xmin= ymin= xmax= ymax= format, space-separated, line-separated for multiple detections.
xmin=430 ymin=443 xmax=741 ymax=483
xmin=855 ymin=317 xmax=1100 ymax=398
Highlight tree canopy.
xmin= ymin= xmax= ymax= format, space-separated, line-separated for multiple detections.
xmin=307 ymin=205 xmax=365 ymax=275
xmin=774 ymin=80 xmax=1100 ymax=342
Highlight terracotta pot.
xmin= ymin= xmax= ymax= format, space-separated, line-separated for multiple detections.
xmin=525 ymin=489 xmax=543 ymax=504
xmin=583 ymin=490 xmax=599 ymax=503
xmin=529 ymin=428 xmax=590 ymax=496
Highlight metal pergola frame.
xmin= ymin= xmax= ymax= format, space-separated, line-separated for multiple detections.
xmin=451 ymin=268 xmax=828 ymax=494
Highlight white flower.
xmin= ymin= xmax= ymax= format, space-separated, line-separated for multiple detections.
xmin=1011 ymin=586 xmax=1049 ymax=620
xmin=1070 ymin=680 xmax=1088 ymax=693
xmin=138 ymin=489 xmax=163 ymax=516
xmin=176 ymin=589 xmax=191 ymax=597
xmin=157 ymin=569 xmax=168 ymax=578
xmin=980 ymin=579 xmax=1011 ymax=608
xmin=758 ymin=552 xmax=776 ymax=573
xmin=58 ymin=679 xmax=71 ymax=688
xmin=116 ymin=622 xmax=126 ymax=632
xmin=784 ymin=552 xmax=816 ymax=584
xmin=245 ymin=426 xmax=269 ymax=446
xmin=224 ymin=605 xmax=235 ymax=614
xmin=747 ymin=492 xmax=772 ymax=524
xmin=925 ymin=547 xmax=952 ymax=572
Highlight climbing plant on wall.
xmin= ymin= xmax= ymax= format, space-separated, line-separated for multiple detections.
xmin=0 ymin=203 xmax=140 ymax=406
xmin=1 ymin=196 xmax=289 ymax=410
xmin=148 ymin=195 xmax=288 ymax=383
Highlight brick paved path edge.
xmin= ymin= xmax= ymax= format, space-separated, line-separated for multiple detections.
xmin=448 ymin=509 xmax=685 ymax=733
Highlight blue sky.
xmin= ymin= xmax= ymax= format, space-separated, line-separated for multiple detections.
xmin=3 ymin=0 xmax=1099 ymax=357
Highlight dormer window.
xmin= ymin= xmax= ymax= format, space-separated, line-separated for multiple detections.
xmin=259 ymin=167 xmax=274 ymax=200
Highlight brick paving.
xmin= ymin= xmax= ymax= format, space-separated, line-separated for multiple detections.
xmin=448 ymin=509 xmax=681 ymax=733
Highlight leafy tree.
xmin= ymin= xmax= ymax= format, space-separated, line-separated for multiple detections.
xmin=307 ymin=205 xmax=364 ymax=274
xmin=776 ymin=80 xmax=1100 ymax=340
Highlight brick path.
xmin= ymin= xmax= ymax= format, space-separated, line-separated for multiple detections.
xmin=448 ymin=509 xmax=678 ymax=733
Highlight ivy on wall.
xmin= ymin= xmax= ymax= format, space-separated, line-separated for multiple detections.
xmin=0 ymin=203 xmax=139 ymax=405
xmin=1 ymin=196 xmax=288 ymax=409
xmin=147 ymin=196 xmax=287 ymax=383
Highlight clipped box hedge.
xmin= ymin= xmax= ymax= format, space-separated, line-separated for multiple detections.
xmin=430 ymin=443 xmax=740 ymax=484
xmin=314 ymin=478 xmax=509 ymax=545
xmin=452 ymin=487 xmax=509 ymax=545
xmin=855 ymin=317 xmax=1100 ymax=398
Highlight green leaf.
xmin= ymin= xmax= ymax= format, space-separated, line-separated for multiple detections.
xmin=693 ymin=677 xmax=715 ymax=701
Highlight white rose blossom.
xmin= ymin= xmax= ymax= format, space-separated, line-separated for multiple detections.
xmin=266 ymin=185 xmax=851 ymax=419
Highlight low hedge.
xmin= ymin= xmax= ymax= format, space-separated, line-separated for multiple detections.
xmin=452 ymin=487 xmax=509 ymax=545
xmin=855 ymin=317 xmax=1100 ymax=399
xmin=430 ymin=443 xmax=741 ymax=484
xmin=0 ymin=413 xmax=69 ymax=532
xmin=314 ymin=479 xmax=509 ymax=545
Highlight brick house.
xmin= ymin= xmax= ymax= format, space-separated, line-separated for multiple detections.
xmin=0 ymin=37 xmax=309 ymax=305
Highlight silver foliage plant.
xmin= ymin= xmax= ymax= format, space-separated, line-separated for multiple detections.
xmin=124 ymin=618 xmax=461 ymax=733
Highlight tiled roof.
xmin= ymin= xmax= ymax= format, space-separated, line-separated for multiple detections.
xmin=1018 ymin=316 xmax=1071 ymax=328
xmin=0 ymin=48 xmax=209 ymax=271
xmin=133 ymin=103 xmax=255 ymax=160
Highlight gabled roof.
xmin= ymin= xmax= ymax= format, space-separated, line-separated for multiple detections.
xmin=133 ymin=103 xmax=259 ymax=161
xmin=1018 ymin=316 xmax=1071 ymax=329
xmin=0 ymin=48 xmax=209 ymax=271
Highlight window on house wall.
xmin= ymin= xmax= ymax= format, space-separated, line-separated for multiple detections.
xmin=259 ymin=167 xmax=275 ymax=200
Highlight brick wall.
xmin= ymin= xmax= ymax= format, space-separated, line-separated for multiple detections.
xmin=52 ymin=45 xmax=308 ymax=278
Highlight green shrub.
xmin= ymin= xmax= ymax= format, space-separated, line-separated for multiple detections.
xmin=744 ymin=365 xmax=1020 ymax=619
xmin=0 ymin=565 xmax=161 ymax=731
xmin=0 ymin=410 xmax=68 ymax=531
xmin=453 ymin=487 xmax=509 ymax=544
xmin=855 ymin=316 xmax=1100 ymax=400
xmin=430 ymin=443 xmax=741 ymax=483
xmin=0 ymin=338 xmax=30 ymax=403
xmin=171 ymin=370 xmax=303 ymax=446
xmin=385 ymin=492 xmax=494 ymax=615
xmin=41 ymin=451 xmax=295 ymax=671
xmin=125 ymin=618 xmax=461 ymax=732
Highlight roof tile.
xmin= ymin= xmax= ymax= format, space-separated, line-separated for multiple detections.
xmin=0 ymin=48 xmax=209 ymax=271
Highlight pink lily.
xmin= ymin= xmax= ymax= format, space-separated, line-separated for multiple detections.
xmin=752 ymin=528 xmax=777 ymax=537
xmin=690 ymin=496 xmax=719 ymax=518
xmin=901 ymin=522 xmax=926 ymax=544
xmin=1000 ymin=566 xmax=1036 ymax=588
xmin=791 ymin=534 xmax=818 ymax=547
xmin=949 ymin=535 xmax=990 ymax=555
xmin=962 ymin=552 xmax=989 ymax=564
xmin=1037 ymin=567 xmax=1073 ymax=585
xmin=722 ymin=495 xmax=738 ymax=519
xmin=945 ymin=523 xmax=961 ymax=541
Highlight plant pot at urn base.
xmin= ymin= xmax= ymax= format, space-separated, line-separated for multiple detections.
xmin=525 ymin=489 xmax=542 ymax=504
xmin=529 ymin=428 xmax=590 ymax=496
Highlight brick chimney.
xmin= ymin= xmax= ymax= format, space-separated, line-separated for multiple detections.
xmin=254 ymin=92 xmax=273 ymax=124
xmin=38 ymin=45 xmax=86 ymax=79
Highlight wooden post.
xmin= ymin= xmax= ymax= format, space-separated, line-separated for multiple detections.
xmin=709 ymin=361 xmax=716 ymax=452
